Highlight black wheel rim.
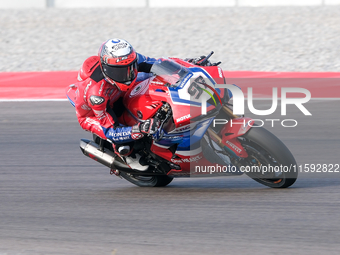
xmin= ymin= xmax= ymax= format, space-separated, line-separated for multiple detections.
xmin=240 ymin=139 xmax=285 ymax=185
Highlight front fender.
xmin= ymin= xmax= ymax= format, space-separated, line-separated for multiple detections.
xmin=219 ymin=117 xmax=255 ymax=158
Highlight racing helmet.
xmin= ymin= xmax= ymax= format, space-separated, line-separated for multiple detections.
xmin=98 ymin=39 xmax=138 ymax=91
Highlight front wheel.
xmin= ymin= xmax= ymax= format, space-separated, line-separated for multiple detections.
xmin=239 ymin=127 xmax=298 ymax=188
xmin=120 ymin=172 xmax=174 ymax=187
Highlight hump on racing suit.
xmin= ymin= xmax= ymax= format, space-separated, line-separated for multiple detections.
xmin=74 ymin=53 xmax=156 ymax=143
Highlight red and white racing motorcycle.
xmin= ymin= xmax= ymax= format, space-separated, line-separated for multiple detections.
xmin=67 ymin=54 xmax=298 ymax=188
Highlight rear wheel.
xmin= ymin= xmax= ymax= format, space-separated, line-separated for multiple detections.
xmin=239 ymin=127 xmax=298 ymax=188
xmin=119 ymin=172 xmax=173 ymax=187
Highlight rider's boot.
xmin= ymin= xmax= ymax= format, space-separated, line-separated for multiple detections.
xmin=118 ymin=145 xmax=149 ymax=171
xmin=125 ymin=153 xmax=149 ymax=171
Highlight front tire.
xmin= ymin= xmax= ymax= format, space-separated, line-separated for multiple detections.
xmin=240 ymin=127 xmax=298 ymax=188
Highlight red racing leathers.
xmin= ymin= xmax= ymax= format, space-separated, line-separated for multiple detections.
xmin=74 ymin=54 xmax=155 ymax=143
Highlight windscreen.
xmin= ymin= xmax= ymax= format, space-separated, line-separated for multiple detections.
xmin=150 ymin=59 xmax=190 ymax=88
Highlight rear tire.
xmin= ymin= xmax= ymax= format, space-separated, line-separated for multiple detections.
xmin=120 ymin=173 xmax=173 ymax=187
xmin=240 ymin=127 xmax=298 ymax=188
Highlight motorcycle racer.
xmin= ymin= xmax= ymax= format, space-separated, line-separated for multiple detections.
xmin=74 ymin=38 xmax=159 ymax=171
xmin=72 ymin=38 xmax=213 ymax=171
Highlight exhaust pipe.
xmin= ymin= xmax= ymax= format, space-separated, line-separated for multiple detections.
xmin=79 ymin=139 xmax=131 ymax=171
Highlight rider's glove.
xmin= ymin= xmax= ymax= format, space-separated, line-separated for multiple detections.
xmin=140 ymin=118 xmax=160 ymax=135
xmin=131 ymin=118 xmax=160 ymax=140
xmin=131 ymin=124 xmax=144 ymax=140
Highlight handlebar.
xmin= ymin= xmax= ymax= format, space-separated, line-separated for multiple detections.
xmin=199 ymin=51 xmax=214 ymax=66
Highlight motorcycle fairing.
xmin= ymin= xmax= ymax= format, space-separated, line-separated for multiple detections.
xmin=151 ymin=118 xmax=218 ymax=175
xmin=168 ymin=68 xmax=223 ymax=128
xmin=122 ymin=79 xmax=170 ymax=125
xmin=155 ymin=117 xmax=214 ymax=150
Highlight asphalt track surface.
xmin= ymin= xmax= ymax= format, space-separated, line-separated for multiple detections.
xmin=1 ymin=100 xmax=340 ymax=255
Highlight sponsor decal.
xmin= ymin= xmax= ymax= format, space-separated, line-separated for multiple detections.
xmin=109 ymin=131 xmax=131 ymax=137
xmin=178 ymin=73 xmax=193 ymax=89
xmin=108 ymin=130 xmax=132 ymax=142
xmin=90 ymin=95 xmax=105 ymax=105
xmin=131 ymin=133 xmax=143 ymax=140
xmin=225 ymin=140 xmax=242 ymax=153
xmin=171 ymin=125 xmax=191 ymax=133
xmin=171 ymin=155 xmax=202 ymax=164
xmin=88 ymin=154 xmax=98 ymax=161
xmin=111 ymin=42 xmax=129 ymax=52
xmin=176 ymin=114 xmax=191 ymax=123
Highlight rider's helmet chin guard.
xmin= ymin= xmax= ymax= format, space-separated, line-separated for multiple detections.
xmin=98 ymin=38 xmax=138 ymax=92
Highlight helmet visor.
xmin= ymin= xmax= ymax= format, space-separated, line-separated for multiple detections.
xmin=102 ymin=60 xmax=138 ymax=84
